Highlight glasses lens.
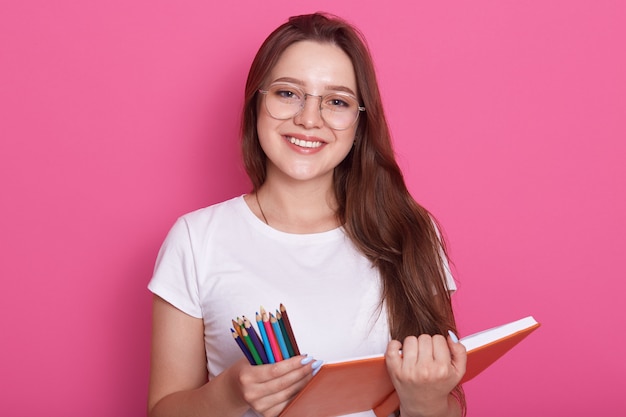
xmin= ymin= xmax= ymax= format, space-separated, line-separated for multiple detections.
xmin=263 ymin=84 xmax=361 ymax=130
xmin=264 ymin=84 xmax=303 ymax=120
xmin=320 ymin=94 xmax=360 ymax=130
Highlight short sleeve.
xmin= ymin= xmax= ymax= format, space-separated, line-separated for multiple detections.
xmin=147 ymin=217 xmax=203 ymax=318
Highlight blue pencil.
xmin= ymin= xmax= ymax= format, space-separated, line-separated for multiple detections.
xmin=231 ymin=328 xmax=255 ymax=365
xmin=276 ymin=311 xmax=295 ymax=357
xmin=270 ymin=313 xmax=291 ymax=359
xmin=256 ymin=311 xmax=275 ymax=363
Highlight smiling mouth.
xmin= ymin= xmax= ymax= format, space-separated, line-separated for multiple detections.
xmin=286 ymin=136 xmax=323 ymax=149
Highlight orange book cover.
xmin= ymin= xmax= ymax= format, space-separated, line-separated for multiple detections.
xmin=279 ymin=316 xmax=540 ymax=417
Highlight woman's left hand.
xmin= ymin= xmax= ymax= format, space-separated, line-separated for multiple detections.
xmin=385 ymin=333 xmax=466 ymax=417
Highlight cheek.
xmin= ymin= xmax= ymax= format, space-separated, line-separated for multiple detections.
xmin=257 ymin=113 xmax=273 ymax=138
xmin=334 ymin=131 xmax=357 ymax=161
xmin=256 ymin=97 xmax=271 ymax=139
xmin=338 ymin=127 xmax=357 ymax=148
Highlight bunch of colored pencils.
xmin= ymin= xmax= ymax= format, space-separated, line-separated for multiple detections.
xmin=231 ymin=304 xmax=300 ymax=365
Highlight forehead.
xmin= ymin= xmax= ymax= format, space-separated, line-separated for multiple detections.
xmin=268 ymin=41 xmax=357 ymax=93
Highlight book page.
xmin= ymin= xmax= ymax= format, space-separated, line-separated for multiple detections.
xmin=460 ymin=316 xmax=538 ymax=351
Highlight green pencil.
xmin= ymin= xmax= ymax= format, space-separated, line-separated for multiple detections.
xmin=242 ymin=327 xmax=263 ymax=365
xmin=276 ymin=311 xmax=295 ymax=357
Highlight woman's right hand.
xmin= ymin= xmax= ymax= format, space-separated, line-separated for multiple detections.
xmin=149 ymin=295 xmax=321 ymax=417
xmin=229 ymin=355 xmax=321 ymax=417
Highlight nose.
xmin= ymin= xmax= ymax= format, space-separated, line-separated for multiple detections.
xmin=293 ymin=94 xmax=324 ymax=129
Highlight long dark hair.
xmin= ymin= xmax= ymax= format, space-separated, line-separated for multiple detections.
xmin=241 ymin=13 xmax=465 ymax=412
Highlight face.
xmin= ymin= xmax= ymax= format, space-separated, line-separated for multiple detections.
xmin=257 ymin=41 xmax=359 ymax=186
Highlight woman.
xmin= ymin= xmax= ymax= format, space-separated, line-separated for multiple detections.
xmin=148 ymin=12 xmax=466 ymax=417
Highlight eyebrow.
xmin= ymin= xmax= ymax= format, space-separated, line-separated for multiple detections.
xmin=271 ymin=77 xmax=358 ymax=97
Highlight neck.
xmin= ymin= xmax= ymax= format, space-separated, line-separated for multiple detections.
xmin=254 ymin=178 xmax=339 ymax=234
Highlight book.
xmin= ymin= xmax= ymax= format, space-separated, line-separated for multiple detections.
xmin=279 ymin=316 xmax=540 ymax=417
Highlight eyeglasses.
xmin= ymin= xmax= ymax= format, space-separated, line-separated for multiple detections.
xmin=259 ymin=83 xmax=365 ymax=130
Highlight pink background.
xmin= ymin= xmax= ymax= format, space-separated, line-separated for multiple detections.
xmin=1 ymin=1 xmax=624 ymax=416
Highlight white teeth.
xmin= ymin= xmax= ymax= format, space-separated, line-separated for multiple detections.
xmin=288 ymin=136 xmax=322 ymax=148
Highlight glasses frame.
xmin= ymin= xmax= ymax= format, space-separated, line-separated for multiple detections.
xmin=258 ymin=82 xmax=366 ymax=131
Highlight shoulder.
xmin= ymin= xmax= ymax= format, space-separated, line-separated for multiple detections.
xmin=160 ymin=195 xmax=247 ymax=244
xmin=178 ymin=194 xmax=246 ymax=225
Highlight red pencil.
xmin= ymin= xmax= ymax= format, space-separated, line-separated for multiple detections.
xmin=261 ymin=307 xmax=283 ymax=361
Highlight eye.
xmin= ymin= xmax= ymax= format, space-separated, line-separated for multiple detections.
xmin=324 ymin=94 xmax=356 ymax=110
xmin=276 ymin=90 xmax=295 ymax=99
xmin=271 ymin=85 xmax=302 ymax=102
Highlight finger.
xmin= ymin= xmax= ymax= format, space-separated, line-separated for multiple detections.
xmin=431 ymin=334 xmax=451 ymax=363
xmin=245 ymin=357 xmax=315 ymax=413
xmin=385 ymin=339 xmax=403 ymax=369
xmin=416 ymin=334 xmax=433 ymax=363
xmin=400 ymin=336 xmax=419 ymax=367
xmin=447 ymin=331 xmax=467 ymax=375
xmin=275 ymin=356 xmax=317 ymax=387
xmin=261 ymin=355 xmax=312 ymax=383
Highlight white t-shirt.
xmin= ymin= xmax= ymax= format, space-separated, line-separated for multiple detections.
xmin=148 ymin=195 xmax=455 ymax=417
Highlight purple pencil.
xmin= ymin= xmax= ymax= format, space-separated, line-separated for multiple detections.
xmin=231 ymin=328 xmax=255 ymax=365
xmin=243 ymin=316 xmax=268 ymax=364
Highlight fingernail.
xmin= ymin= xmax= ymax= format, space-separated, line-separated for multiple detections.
xmin=448 ymin=330 xmax=459 ymax=343
xmin=312 ymin=360 xmax=324 ymax=376
xmin=300 ymin=356 xmax=314 ymax=365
